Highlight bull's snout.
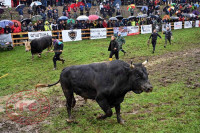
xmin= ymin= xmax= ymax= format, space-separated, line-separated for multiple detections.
xmin=143 ymin=84 xmax=153 ymax=93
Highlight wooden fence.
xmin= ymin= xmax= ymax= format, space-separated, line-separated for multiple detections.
xmin=11 ymin=28 xmax=114 ymax=46
xmin=10 ymin=21 xmax=198 ymax=46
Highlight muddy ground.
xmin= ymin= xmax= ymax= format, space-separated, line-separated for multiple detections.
xmin=0 ymin=47 xmax=199 ymax=133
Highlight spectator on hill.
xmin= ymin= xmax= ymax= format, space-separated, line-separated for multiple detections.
xmin=53 ymin=10 xmax=59 ymax=21
xmin=28 ymin=6 xmax=33 ymax=18
xmin=116 ymin=9 xmax=121 ymax=16
xmin=12 ymin=22 xmax=21 ymax=43
xmin=80 ymin=4 xmax=84 ymax=15
xmin=58 ymin=21 xmax=64 ymax=30
xmin=21 ymin=22 xmax=28 ymax=32
xmin=32 ymin=3 xmax=37 ymax=15
xmin=73 ymin=6 xmax=78 ymax=18
xmin=116 ymin=2 xmax=120 ymax=10
xmin=40 ymin=10 xmax=46 ymax=22
xmin=44 ymin=21 xmax=52 ymax=31
xmin=37 ymin=6 xmax=42 ymax=15
xmin=18 ymin=7 xmax=24 ymax=20
xmin=85 ymin=5 xmax=90 ymax=16
xmin=103 ymin=20 xmax=107 ymax=28
xmin=107 ymin=20 xmax=112 ymax=27
xmin=28 ymin=22 xmax=34 ymax=32
xmin=37 ymin=21 xmax=45 ymax=31
xmin=47 ymin=5 xmax=53 ymax=20
xmin=130 ymin=8 xmax=134 ymax=16
xmin=33 ymin=22 xmax=38 ymax=31
xmin=97 ymin=21 xmax=104 ymax=28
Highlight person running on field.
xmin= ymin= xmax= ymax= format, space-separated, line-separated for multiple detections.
xmin=52 ymin=37 xmax=65 ymax=70
xmin=163 ymin=27 xmax=173 ymax=48
xmin=108 ymin=36 xmax=119 ymax=61
xmin=149 ymin=29 xmax=162 ymax=54
xmin=116 ymin=33 xmax=126 ymax=55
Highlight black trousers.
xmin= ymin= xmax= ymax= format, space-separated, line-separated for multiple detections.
xmin=109 ymin=51 xmax=119 ymax=60
xmin=152 ymin=40 xmax=157 ymax=52
xmin=53 ymin=53 xmax=61 ymax=68
xmin=165 ymin=37 xmax=171 ymax=46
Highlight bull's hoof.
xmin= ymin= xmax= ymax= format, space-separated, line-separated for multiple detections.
xmin=96 ymin=114 xmax=106 ymax=120
xmin=119 ymin=119 xmax=125 ymax=125
xmin=66 ymin=119 xmax=78 ymax=124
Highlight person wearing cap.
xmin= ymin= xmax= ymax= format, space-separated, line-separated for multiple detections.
xmin=148 ymin=29 xmax=162 ymax=54
xmin=116 ymin=33 xmax=126 ymax=55
xmin=108 ymin=36 xmax=119 ymax=61
xmin=52 ymin=37 xmax=65 ymax=70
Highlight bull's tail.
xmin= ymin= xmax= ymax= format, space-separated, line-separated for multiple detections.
xmin=35 ymin=80 xmax=60 ymax=89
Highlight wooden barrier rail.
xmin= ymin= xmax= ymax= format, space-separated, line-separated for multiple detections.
xmin=11 ymin=28 xmax=114 ymax=46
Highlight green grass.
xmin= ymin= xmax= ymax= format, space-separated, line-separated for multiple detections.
xmin=0 ymin=28 xmax=200 ymax=132
xmin=0 ymin=28 xmax=199 ymax=96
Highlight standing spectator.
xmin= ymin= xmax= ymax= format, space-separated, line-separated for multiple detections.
xmin=130 ymin=8 xmax=134 ymax=16
xmin=37 ymin=21 xmax=45 ymax=31
xmin=80 ymin=4 xmax=84 ymax=15
xmin=97 ymin=21 xmax=104 ymax=28
xmin=44 ymin=21 xmax=52 ymax=31
xmin=28 ymin=6 xmax=33 ymax=18
xmin=148 ymin=29 xmax=162 ymax=54
xmin=52 ymin=21 xmax=59 ymax=38
xmin=58 ymin=21 xmax=64 ymax=30
xmin=12 ymin=22 xmax=21 ymax=43
xmin=107 ymin=20 xmax=113 ymax=27
xmin=0 ymin=26 xmax=4 ymax=34
xmin=27 ymin=22 xmax=34 ymax=32
xmin=116 ymin=9 xmax=121 ymax=16
xmin=33 ymin=22 xmax=39 ymax=31
xmin=100 ymin=3 xmax=103 ymax=14
xmin=116 ymin=2 xmax=120 ymax=10
xmin=53 ymin=10 xmax=59 ymax=21
xmin=103 ymin=20 xmax=107 ymax=28
xmin=37 ymin=6 xmax=42 ymax=15
xmin=18 ymin=7 xmax=24 ymax=20
xmin=21 ymin=22 xmax=28 ymax=32
xmin=47 ymin=5 xmax=53 ymax=20
xmin=85 ymin=5 xmax=90 ymax=16
xmin=40 ymin=10 xmax=46 ymax=22
xmin=73 ymin=6 xmax=78 ymax=18
xmin=116 ymin=33 xmax=126 ymax=55
xmin=131 ymin=19 xmax=135 ymax=26
xmin=32 ymin=3 xmax=37 ymax=15
xmin=108 ymin=36 xmax=119 ymax=61
xmin=163 ymin=27 xmax=172 ymax=48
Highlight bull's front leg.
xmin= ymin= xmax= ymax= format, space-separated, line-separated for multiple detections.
xmin=32 ymin=54 xmax=34 ymax=60
xmin=115 ymin=104 xmax=125 ymax=125
xmin=96 ymin=97 xmax=112 ymax=120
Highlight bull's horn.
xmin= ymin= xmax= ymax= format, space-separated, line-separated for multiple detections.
xmin=142 ymin=60 xmax=148 ymax=66
xmin=130 ymin=60 xmax=135 ymax=68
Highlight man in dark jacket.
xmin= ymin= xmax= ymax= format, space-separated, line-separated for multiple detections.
xmin=163 ymin=27 xmax=172 ymax=48
xmin=52 ymin=37 xmax=65 ymax=70
xmin=149 ymin=29 xmax=162 ymax=54
xmin=108 ymin=36 xmax=119 ymax=61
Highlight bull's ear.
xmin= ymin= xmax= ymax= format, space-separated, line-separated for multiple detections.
xmin=142 ymin=60 xmax=148 ymax=66
xmin=130 ymin=60 xmax=135 ymax=69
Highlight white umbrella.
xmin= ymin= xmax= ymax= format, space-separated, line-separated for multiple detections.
xmin=77 ymin=15 xmax=89 ymax=21
xmin=30 ymin=1 xmax=42 ymax=7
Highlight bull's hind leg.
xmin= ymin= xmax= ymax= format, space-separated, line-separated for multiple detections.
xmin=96 ymin=96 xmax=112 ymax=120
xmin=61 ymin=84 xmax=75 ymax=123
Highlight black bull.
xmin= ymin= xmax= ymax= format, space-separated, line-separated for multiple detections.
xmin=36 ymin=60 xmax=153 ymax=124
xmin=25 ymin=36 xmax=52 ymax=59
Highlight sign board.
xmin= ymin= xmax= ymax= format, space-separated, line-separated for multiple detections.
xmin=62 ymin=29 xmax=82 ymax=42
xmin=90 ymin=28 xmax=107 ymax=39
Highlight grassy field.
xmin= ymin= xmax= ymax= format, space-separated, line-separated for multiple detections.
xmin=0 ymin=28 xmax=200 ymax=132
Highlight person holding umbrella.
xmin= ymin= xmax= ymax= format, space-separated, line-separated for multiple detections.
xmin=116 ymin=33 xmax=126 ymax=55
xmin=163 ymin=27 xmax=173 ymax=48
xmin=4 ymin=25 xmax=12 ymax=34
xmin=108 ymin=36 xmax=119 ymax=61
xmin=148 ymin=29 xmax=162 ymax=54
xmin=52 ymin=37 xmax=65 ymax=70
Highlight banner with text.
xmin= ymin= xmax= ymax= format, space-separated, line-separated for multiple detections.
xmin=141 ymin=25 xmax=152 ymax=34
xmin=162 ymin=23 xmax=171 ymax=32
xmin=113 ymin=27 xmax=128 ymax=36
xmin=174 ymin=22 xmax=182 ymax=30
xmin=195 ymin=20 xmax=200 ymax=27
xmin=90 ymin=28 xmax=107 ymax=39
xmin=62 ymin=29 xmax=82 ymax=42
xmin=28 ymin=31 xmax=52 ymax=40
xmin=0 ymin=34 xmax=13 ymax=46
xmin=127 ymin=26 xmax=139 ymax=36
xmin=184 ymin=21 xmax=193 ymax=29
